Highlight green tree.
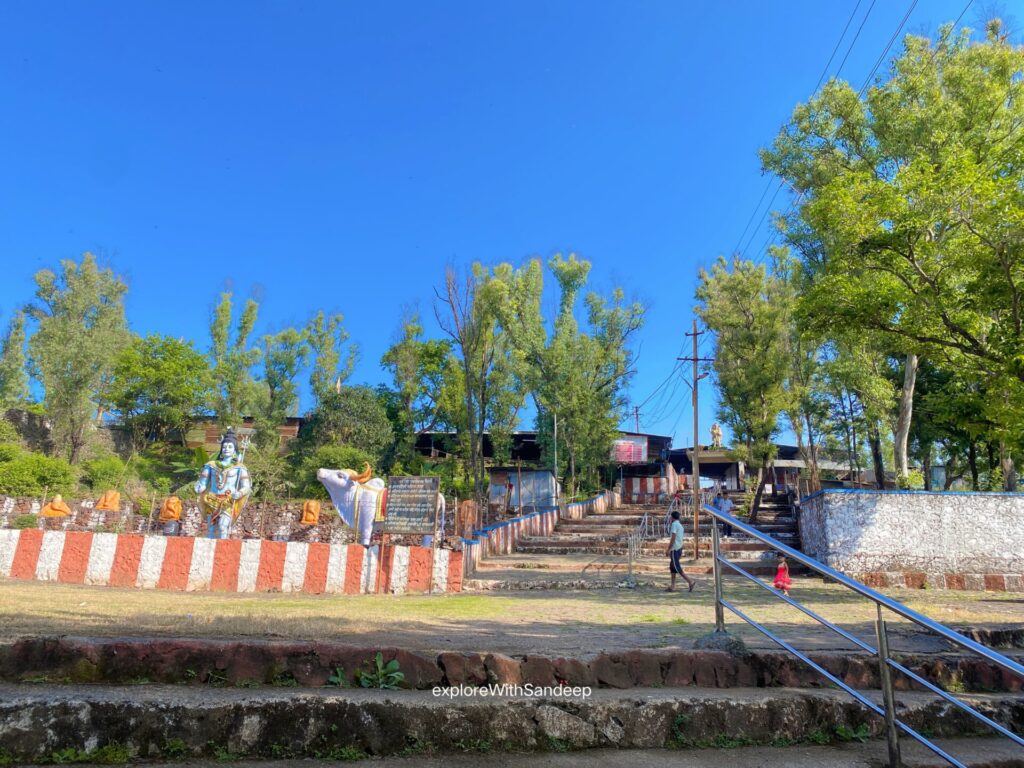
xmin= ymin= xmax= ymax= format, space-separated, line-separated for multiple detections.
xmin=762 ymin=21 xmax=1024 ymax=487
xmin=253 ymin=328 xmax=310 ymax=449
xmin=696 ymin=257 xmax=790 ymax=519
xmin=296 ymin=385 xmax=393 ymax=466
xmin=208 ymin=292 xmax=260 ymax=424
xmin=27 ymin=254 xmax=129 ymax=463
xmin=380 ymin=312 xmax=453 ymax=468
xmin=434 ymin=265 xmax=526 ymax=499
xmin=0 ymin=310 xmax=29 ymax=408
xmin=306 ymin=310 xmax=357 ymax=408
xmin=106 ymin=334 xmax=214 ymax=447
xmin=488 ymin=254 xmax=644 ymax=497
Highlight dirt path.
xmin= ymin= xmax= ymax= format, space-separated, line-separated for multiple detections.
xmin=2 ymin=577 xmax=1020 ymax=655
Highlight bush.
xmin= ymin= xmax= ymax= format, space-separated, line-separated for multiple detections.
xmin=134 ymin=444 xmax=207 ymax=496
xmin=81 ymin=454 xmax=127 ymax=490
xmin=0 ymin=444 xmax=21 ymax=463
xmin=295 ymin=444 xmax=374 ymax=499
xmin=897 ymin=469 xmax=925 ymax=490
xmin=0 ymin=419 xmax=21 ymax=445
xmin=11 ymin=514 xmax=38 ymax=529
xmin=0 ymin=451 xmax=78 ymax=497
xmin=245 ymin=448 xmax=296 ymax=500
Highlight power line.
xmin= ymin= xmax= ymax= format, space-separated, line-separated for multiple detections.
xmin=730 ymin=0 xmax=877 ymax=262
xmin=834 ymin=0 xmax=879 ymax=81
xmin=738 ymin=181 xmax=784 ymax=258
xmin=814 ymin=0 xmax=866 ymax=92
xmin=858 ymin=0 xmax=920 ymax=97
xmin=730 ymin=178 xmax=773 ymax=256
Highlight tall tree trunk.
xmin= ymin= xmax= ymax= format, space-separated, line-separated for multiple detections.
xmin=1001 ymin=442 xmax=1017 ymax=492
xmin=804 ymin=412 xmax=820 ymax=491
xmin=868 ymin=423 xmax=886 ymax=489
xmin=893 ymin=353 xmax=918 ymax=480
xmin=749 ymin=466 xmax=767 ymax=524
xmin=922 ymin=443 xmax=932 ymax=491
xmin=968 ymin=442 xmax=979 ymax=490
xmin=987 ymin=442 xmax=998 ymax=488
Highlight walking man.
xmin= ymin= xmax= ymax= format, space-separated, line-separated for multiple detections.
xmin=666 ymin=510 xmax=696 ymax=592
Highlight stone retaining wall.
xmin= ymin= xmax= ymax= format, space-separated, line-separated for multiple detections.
xmin=0 ymin=529 xmax=463 ymax=594
xmin=800 ymin=489 xmax=1024 ymax=591
xmin=1 ymin=636 xmax=1020 ymax=693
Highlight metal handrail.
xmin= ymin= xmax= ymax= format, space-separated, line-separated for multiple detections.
xmin=702 ymin=502 xmax=1024 ymax=768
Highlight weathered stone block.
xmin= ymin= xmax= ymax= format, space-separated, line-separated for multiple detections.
xmin=588 ymin=654 xmax=631 ymax=689
xmin=484 ymin=653 xmax=522 ymax=685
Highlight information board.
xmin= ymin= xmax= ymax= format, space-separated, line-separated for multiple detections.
xmin=381 ymin=476 xmax=440 ymax=534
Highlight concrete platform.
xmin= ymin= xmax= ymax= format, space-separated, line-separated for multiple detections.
xmin=55 ymin=739 xmax=1023 ymax=767
xmin=1 ymin=684 xmax=1021 ymax=763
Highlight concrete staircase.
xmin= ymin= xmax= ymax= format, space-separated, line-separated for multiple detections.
xmin=497 ymin=494 xmax=802 ymax=579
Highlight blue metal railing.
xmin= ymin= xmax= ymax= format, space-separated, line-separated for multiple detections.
xmin=702 ymin=502 xmax=1024 ymax=768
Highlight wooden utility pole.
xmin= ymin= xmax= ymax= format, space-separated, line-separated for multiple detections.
xmin=679 ymin=319 xmax=713 ymax=560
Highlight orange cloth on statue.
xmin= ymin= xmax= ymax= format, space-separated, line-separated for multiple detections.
xmin=96 ymin=489 xmax=121 ymax=512
xmin=773 ymin=562 xmax=792 ymax=591
xmin=158 ymin=496 xmax=183 ymax=522
xmin=41 ymin=494 xmax=72 ymax=517
xmin=301 ymin=499 xmax=320 ymax=525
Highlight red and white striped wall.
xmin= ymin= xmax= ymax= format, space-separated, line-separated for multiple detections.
xmin=623 ymin=476 xmax=667 ymax=502
xmin=0 ymin=530 xmax=463 ymax=594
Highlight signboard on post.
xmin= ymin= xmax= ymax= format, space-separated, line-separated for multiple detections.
xmin=381 ymin=476 xmax=440 ymax=535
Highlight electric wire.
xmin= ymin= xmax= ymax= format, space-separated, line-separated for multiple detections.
xmin=857 ymin=0 xmax=920 ymax=97
xmin=732 ymin=0 xmax=875 ymax=261
xmin=833 ymin=0 xmax=879 ymax=81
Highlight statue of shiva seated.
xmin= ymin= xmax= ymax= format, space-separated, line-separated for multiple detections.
xmin=195 ymin=428 xmax=252 ymax=539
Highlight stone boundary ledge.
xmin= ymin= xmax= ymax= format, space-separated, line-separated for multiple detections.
xmin=1 ymin=685 xmax=1020 ymax=762
xmin=855 ymin=571 xmax=1024 ymax=592
xmin=2 ymin=636 xmax=1020 ymax=693
xmin=0 ymin=530 xmax=463 ymax=594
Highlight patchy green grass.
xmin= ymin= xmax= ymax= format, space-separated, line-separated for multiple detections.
xmin=0 ymin=577 xmax=1019 ymax=657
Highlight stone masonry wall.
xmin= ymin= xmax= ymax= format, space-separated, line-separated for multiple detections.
xmin=800 ymin=489 xmax=1024 ymax=591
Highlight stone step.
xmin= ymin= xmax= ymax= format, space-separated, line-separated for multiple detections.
xmin=0 ymin=683 xmax=1019 ymax=762
xmin=78 ymin=739 xmax=1024 ymax=767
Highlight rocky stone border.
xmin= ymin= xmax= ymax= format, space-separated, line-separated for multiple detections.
xmin=855 ymin=571 xmax=1024 ymax=592
xmin=1 ymin=684 xmax=1020 ymax=762
xmin=2 ymin=636 xmax=1020 ymax=694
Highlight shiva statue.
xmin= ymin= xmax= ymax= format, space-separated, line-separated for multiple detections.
xmin=195 ymin=428 xmax=252 ymax=539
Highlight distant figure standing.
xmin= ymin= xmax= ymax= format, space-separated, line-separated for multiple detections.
xmin=710 ymin=422 xmax=723 ymax=449
xmin=714 ymin=492 xmax=735 ymax=538
xmin=774 ymin=558 xmax=792 ymax=596
xmin=665 ymin=510 xmax=696 ymax=593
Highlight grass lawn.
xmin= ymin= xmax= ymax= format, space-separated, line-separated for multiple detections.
xmin=1 ymin=576 xmax=1020 ymax=655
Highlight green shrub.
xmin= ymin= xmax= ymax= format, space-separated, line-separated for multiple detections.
xmin=0 ymin=420 xmax=21 ymax=445
xmin=11 ymin=514 xmax=38 ymax=529
xmin=0 ymin=451 xmax=77 ymax=496
xmin=81 ymin=455 xmax=127 ymax=490
xmin=357 ymin=652 xmax=404 ymax=689
xmin=0 ymin=444 xmax=21 ymax=463
xmin=296 ymin=445 xmax=374 ymax=499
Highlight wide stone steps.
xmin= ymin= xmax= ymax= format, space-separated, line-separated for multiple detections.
xmin=1 ymin=683 xmax=1020 ymax=762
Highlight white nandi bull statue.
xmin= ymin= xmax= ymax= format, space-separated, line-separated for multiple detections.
xmin=316 ymin=464 xmax=446 ymax=546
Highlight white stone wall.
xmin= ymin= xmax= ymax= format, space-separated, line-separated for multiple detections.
xmin=799 ymin=490 xmax=1024 ymax=574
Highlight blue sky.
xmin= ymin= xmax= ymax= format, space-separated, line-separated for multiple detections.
xmin=0 ymin=0 xmax=979 ymax=446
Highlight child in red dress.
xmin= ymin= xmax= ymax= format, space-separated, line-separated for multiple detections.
xmin=773 ymin=558 xmax=792 ymax=596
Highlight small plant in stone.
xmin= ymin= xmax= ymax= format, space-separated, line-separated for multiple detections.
xmin=358 ymin=652 xmax=404 ymax=689
xmin=326 ymin=666 xmax=349 ymax=687
xmin=833 ymin=724 xmax=871 ymax=743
